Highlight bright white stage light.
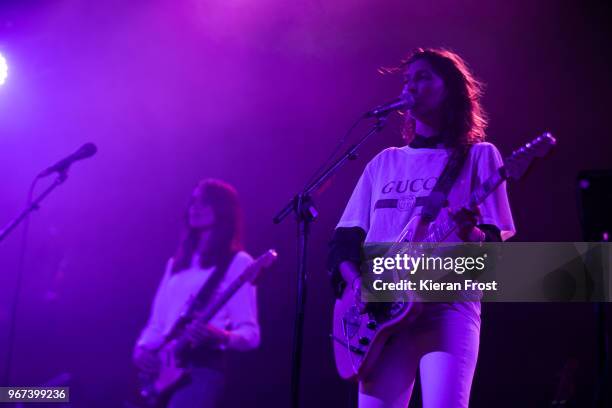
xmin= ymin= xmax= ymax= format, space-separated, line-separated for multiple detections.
xmin=0 ymin=52 xmax=8 ymax=86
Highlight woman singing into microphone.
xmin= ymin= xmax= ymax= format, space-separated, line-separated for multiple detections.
xmin=328 ymin=48 xmax=515 ymax=407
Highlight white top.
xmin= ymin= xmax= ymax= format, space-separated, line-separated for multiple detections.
xmin=136 ymin=251 xmax=260 ymax=351
xmin=337 ymin=142 xmax=516 ymax=322
xmin=337 ymin=142 xmax=516 ymax=242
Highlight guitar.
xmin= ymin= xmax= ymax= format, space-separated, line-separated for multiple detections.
xmin=138 ymin=249 xmax=278 ymax=406
xmin=332 ymin=133 xmax=557 ymax=381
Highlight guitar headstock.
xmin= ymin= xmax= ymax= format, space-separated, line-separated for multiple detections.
xmin=504 ymin=132 xmax=556 ymax=181
xmin=255 ymin=249 xmax=278 ymax=269
xmin=248 ymin=249 xmax=278 ymax=284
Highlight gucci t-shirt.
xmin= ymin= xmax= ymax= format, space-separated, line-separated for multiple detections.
xmin=335 ymin=142 xmax=516 ymax=324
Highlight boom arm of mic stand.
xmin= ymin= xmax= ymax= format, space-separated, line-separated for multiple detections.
xmin=272 ymin=116 xmax=388 ymax=224
xmin=0 ymin=172 xmax=68 ymax=243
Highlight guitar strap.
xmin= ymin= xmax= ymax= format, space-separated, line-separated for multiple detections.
xmin=419 ymin=145 xmax=471 ymax=223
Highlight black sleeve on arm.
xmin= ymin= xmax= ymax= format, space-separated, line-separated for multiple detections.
xmin=478 ymin=223 xmax=502 ymax=242
xmin=327 ymin=227 xmax=366 ymax=298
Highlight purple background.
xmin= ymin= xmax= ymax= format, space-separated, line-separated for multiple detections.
xmin=0 ymin=0 xmax=611 ymax=406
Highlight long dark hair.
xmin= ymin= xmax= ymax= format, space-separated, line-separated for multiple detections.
xmin=386 ymin=48 xmax=488 ymax=146
xmin=171 ymin=179 xmax=244 ymax=273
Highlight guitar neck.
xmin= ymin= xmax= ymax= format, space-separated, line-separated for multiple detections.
xmin=199 ymin=267 xmax=255 ymax=323
xmin=417 ymin=166 xmax=507 ymax=243
xmin=167 ymin=263 xmax=257 ymax=354
xmin=468 ymin=167 xmax=506 ymax=210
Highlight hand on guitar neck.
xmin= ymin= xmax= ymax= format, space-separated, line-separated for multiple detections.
xmin=448 ymin=206 xmax=486 ymax=242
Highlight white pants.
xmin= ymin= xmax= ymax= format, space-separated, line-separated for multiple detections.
xmin=358 ymin=303 xmax=480 ymax=408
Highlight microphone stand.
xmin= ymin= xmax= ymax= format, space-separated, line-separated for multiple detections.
xmin=1 ymin=171 xmax=68 ymax=386
xmin=0 ymin=172 xmax=68 ymax=243
xmin=273 ymin=115 xmax=389 ymax=408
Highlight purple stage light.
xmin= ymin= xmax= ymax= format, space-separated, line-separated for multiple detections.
xmin=0 ymin=51 xmax=7 ymax=85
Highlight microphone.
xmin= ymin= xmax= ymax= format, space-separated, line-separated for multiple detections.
xmin=364 ymin=93 xmax=415 ymax=118
xmin=37 ymin=143 xmax=98 ymax=178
